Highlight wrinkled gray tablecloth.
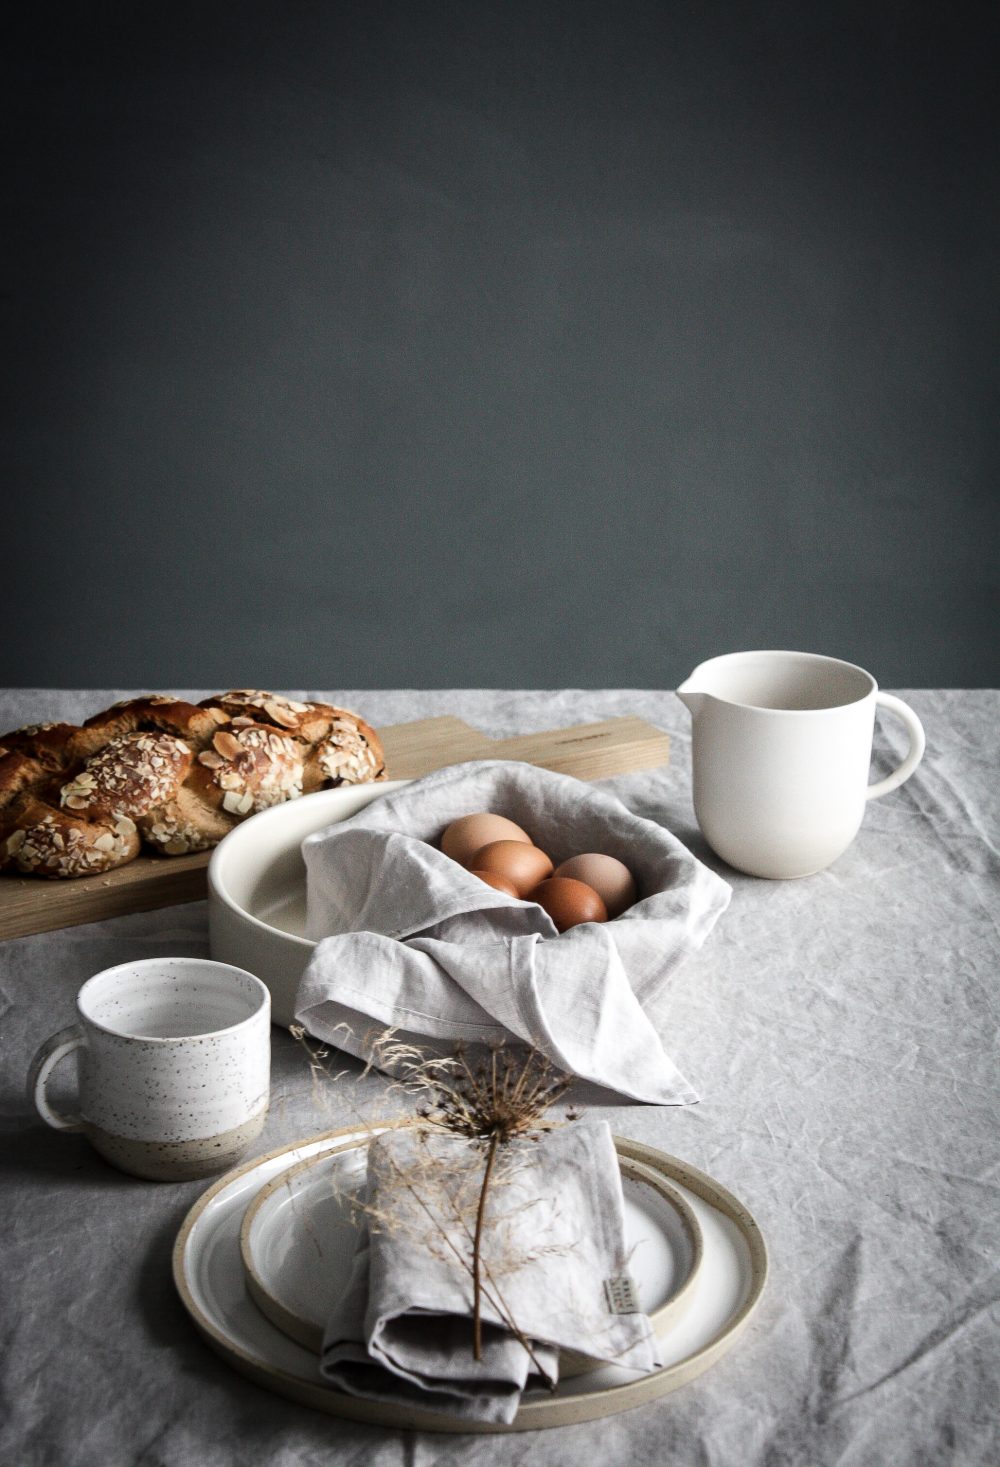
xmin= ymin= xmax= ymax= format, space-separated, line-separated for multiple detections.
xmin=2 ymin=689 xmax=998 ymax=1466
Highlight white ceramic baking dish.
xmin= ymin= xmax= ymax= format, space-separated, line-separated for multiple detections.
xmin=207 ymin=781 xmax=409 ymax=1027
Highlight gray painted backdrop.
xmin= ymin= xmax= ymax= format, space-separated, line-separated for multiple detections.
xmin=4 ymin=2 xmax=998 ymax=689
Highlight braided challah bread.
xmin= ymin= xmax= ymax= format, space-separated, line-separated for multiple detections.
xmin=0 ymin=691 xmax=385 ymax=878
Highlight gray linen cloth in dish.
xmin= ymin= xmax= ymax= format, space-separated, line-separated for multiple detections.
xmin=295 ymin=761 xmax=731 ymax=1104
xmin=321 ymin=1120 xmax=660 ymax=1424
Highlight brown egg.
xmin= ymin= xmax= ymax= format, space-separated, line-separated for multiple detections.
xmin=469 ymin=869 xmax=521 ymax=898
xmin=441 ymin=813 xmax=532 ymax=868
xmin=471 ymin=840 xmax=554 ymax=897
xmin=553 ymin=853 xmax=637 ymax=918
xmin=532 ymin=876 xmax=608 ymax=932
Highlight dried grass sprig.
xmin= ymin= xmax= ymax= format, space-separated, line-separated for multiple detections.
xmin=291 ymin=1024 xmax=578 ymax=1382
xmin=372 ymin=1138 xmax=558 ymax=1386
xmin=384 ymin=1041 xmax=575 ymax=1361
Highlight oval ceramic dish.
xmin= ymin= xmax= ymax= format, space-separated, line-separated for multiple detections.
xmin=208 ymin=782 xmax=410 ymax=1026
xmin=172 ymin=1124 xmax=768 ymax=1433
xmin=237 ymin=1135 xmax=704 ymax=1374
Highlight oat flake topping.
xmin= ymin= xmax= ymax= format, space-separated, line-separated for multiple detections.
xmin=142 ymin=809 xmax=214 ymax=855
xmin=317 ymin=726 xmax=382 ymax=784
xmin=6 ymin=813 xmax=135 ymax=876
xmin=219 ymin=690 xmax=311 ymax=727
xmin=60 ymin=732 xmax=190 ymax=817
xmin=197 ymin=726 xmax=304 ymax=815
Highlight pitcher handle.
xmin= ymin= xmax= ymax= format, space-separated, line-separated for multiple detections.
xmin=866 ymin=694 xmax=926 ymax=801
xmin=28 ymin=1024 xmax=87 ymax=1132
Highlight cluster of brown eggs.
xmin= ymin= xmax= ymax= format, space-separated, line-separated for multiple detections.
xmin=439 ymin=813 xmax=637 ymax=932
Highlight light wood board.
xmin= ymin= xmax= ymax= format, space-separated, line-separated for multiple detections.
xmin=0 ymin=713 xmax=668 ymax=941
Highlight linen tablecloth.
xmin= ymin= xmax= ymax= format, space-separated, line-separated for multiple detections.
xmin=2 ymin=688 xmax=997 ymax=1466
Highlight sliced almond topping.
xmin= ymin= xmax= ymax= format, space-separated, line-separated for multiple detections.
xmin=238 ymin=791 xmax=254 ymax=814
xmin=213 ymin=730 xmax=243 ymax=760
xmin=93 ymin=833 xmax=116 ymax=852
xmin=222 ymin=790 xmax=244 ymax=814
xmin=114 ymin=815 xmax=136 ymax=835
xmin=164 ymin=836 xmax=189 ymax=855
xmin=5 ymin=830 xmax=25 ymax=854
xmin=198 ymin=751 xmax=225 ymax=769
xmin=63 ymin=794 xmax=92 ymax=811
xmin=265 ymin=701 xmax=300 ymax=728
xmin=60 ymin=782 xmax=93 ymax=805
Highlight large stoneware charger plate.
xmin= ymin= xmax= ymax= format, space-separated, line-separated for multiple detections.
xmin=173 ymin=1124 xmax=768 ymax=1433
xmin=208 ymin=782 xmax=411 ymax=1026
xmin=237 ymin=1134 xmax=705 ymax=1376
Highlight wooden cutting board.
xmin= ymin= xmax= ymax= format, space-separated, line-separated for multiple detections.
xmin=0 ymin=714 xmax=669 ymax=941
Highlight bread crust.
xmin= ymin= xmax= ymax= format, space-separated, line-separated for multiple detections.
xmin=0 ymin=691 xmax=385 ymax=877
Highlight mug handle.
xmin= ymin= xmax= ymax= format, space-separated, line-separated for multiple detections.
xmin=866 ymin=694 xmax=926 ymax=801
xmin=28 ymin=1024 xmax=87 ymax=1131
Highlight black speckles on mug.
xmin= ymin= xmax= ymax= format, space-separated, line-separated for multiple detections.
xmin=61 ymin=958 xmax=271 ymax=1181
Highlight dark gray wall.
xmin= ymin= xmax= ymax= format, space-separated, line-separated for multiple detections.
xmin=4 ymin=2 xmax=998 ymax=689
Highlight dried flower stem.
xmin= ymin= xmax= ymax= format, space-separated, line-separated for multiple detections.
xmin=291 ymin=1024 xmax=577 ymax=1386
xmin=472 ymin=1130 xmax=500 ymax=1361
xmin=377 ymin=1141 xmax=557 ymax=1388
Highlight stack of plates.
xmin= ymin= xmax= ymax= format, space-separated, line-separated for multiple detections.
xmin=172 ymin=1126 xmax=767 ymax=1433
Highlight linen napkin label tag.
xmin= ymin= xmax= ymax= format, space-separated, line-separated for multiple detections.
xmin=603 ymin=1273 xmax=641 ymax=1314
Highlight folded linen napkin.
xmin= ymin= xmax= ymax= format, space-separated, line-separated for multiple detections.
xmin=321 ymin=1121 xmax=660 ymax=1423
xmin=296 ymin=760 xmax=732 ymax=1104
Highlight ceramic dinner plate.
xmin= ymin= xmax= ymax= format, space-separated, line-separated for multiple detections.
xmin=173 ymin=1125 xmax=768 ymax=1433
xmin=237 ymin=1136 xmax=704 ymax=1373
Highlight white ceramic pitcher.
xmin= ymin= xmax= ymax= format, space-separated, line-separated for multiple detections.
xmin=677 ymin=650 xmax=926 ymax=879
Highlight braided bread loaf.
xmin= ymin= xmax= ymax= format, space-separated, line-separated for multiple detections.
xmin=0 ymin=690 xmax=385 ymax=878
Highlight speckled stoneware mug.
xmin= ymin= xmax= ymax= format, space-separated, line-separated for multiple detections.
xmin=28 ymin=957 xmax=270 ymax=1182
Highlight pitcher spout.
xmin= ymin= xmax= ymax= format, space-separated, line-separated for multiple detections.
xmin=676 ymin=677 xmax=706 ymax=718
